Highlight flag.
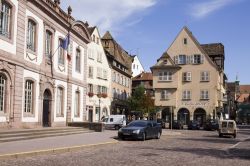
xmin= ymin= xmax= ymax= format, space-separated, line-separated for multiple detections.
xmin=60 ymin=33 xmax=71 ymax=61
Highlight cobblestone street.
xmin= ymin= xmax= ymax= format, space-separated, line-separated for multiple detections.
xmin=1 ymin=128 xmax=250 ymax=166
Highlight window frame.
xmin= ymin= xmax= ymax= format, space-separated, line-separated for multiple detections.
xmin=44 ymin=29 xmax=53 ymax=60
xmin=182 ymin=90 xmax=191 ymax=100
xmin=56 ymin=86 xmax=64 ymax=117
xmin=0 ymin=74 xmax=6 ymax=113
xmin=58 ymin=38 xmax=65 ymax=65
xmin=88 ymin=66 xmax=94 ymax=78
xmin=183 ymin=72 xmax=192 ymax=82
xmin=74 ymin=90 xmax=80 ymax=117
xmin=23 ymin=79 xmax=36 ymax=117
xmin=158 ymin=71 xmax=172 ymax=81
xmin=161 ymin=90 xmax=170 ymax=100
xmin=200 ymin=90 xmax=209 ymax=100
xmin=178 ymin=55 xmax=186 ymax=64
xmin=0 ymin=0 xmax=15 ymax=43
xmin=75 ymin=48 xmax=81 ymax=73
xmin=26 ymin=18 xmax=37 ymax=53
xmin=200 ymin=71 xmax=210 ymax=82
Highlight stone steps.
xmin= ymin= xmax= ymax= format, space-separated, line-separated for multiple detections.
xmin=0 ymin=127 xmax=92 ymax=143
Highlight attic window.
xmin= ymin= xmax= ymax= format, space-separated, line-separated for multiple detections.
xmin=163 ymin=60 xmax=168 ymax=64
xmin=184 ymin=38 xmax=187 ymax=45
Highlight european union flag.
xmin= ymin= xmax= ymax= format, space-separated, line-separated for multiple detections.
xmin=61 ymin=33 xmax=70 ymax=50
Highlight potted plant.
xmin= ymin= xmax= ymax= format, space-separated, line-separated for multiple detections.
xmin=102 ymin=93 xmax=107 ymax=98
xmin=88 ymin=92 xmax=94 ymax=97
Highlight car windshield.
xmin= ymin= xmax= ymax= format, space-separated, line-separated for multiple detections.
xmin=222 ymin=122 xmax=227 ymax=128
xmin=228 ymin=122 xmax=234 ymax=128
xmin=127 ymin=121 xmax=147 ymax=127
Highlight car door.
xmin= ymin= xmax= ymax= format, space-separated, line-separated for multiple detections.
xmin=146 ymin=122 xmax=153 ymax=138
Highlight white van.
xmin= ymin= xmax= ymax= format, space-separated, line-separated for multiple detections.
xmin=218 ymin=120 xmax=237 ymax=138
xmin=102 ymin=115 xmax=126 ymax=130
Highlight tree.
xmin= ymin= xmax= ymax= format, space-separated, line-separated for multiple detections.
xmin=126 ymin=85 xmax=155 ymax=118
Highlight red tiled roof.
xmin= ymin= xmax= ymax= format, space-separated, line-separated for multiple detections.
xmin=240 ymin=85 xmax=250 ymax=93
xmin=132 ymin=72 xmax=152 ymax=81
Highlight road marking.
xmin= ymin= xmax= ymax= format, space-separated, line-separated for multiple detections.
xmin=0 ymin=140 xmax=118 ymax=160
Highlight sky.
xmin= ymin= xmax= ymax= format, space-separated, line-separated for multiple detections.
xmin=61 ymin=0 xmax=250 ymax=84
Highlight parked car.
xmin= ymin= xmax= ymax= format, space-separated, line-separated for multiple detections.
xmin=204 ymin=120 xmax=219 ymax=131
xmin=188 ymin=121 xmax=200 ymax=130
xmin=102 ymin=115 xmax=126 ymax=130
xmin=118 ymin=120 xmax=162 ymax=141
xmin=218 ymin=120 xmax=237 ymax=138
xmin=170 ymin=120 xmax=183 ymax=129
xmin=157 ymin=119 xmax=166 ymax=128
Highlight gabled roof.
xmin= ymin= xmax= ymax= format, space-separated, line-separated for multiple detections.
xmin=102 ymin=31 xmax=113 ymax=40
xmin=151 ymin=51 xmax=181 ymax=70
xmin=201 ymin=43 xmax=224 ymax=56
xmin=132 ymin=72 xmax=152 ymax=81
xmin=165 ymin=26 xmax=220 ymax=71
xmin=87 ymin=26 xmax=95 ymax=35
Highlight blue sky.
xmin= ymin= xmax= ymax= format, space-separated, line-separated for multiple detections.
xmin=61 ymin=0 xmax=250 ymax=84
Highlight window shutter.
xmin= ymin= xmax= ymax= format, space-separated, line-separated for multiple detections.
xmin=187 ymin=55 xmax=190 ymax=64
xmin=201 ymin=55 xmax=204 ymax=64
xmin=190 ymin=55 xmax=194 ymax=64
xmin=174 ymin=56 xmax=178 ymax=64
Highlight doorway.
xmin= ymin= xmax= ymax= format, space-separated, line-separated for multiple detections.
xmin=43 ymin=89 xmax=52 ymax=127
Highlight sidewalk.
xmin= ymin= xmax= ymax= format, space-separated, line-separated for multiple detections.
xmin=0 ymin=130 xmax=118 ymax=159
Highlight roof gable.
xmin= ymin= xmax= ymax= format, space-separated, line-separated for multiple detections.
xmin=166 ymin=26 xmax=219 ymax=70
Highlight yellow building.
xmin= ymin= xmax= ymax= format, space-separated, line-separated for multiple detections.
xmin=151 ymin=27 xmax=226 ymax=127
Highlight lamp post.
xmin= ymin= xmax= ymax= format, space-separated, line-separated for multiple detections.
xmin=226 ymin=90 xmax=230 ymax=120
xmin=98 ymin=97 xmax=101 ymax=121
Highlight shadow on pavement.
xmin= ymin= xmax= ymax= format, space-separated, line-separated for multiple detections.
xmin=179 ymin=137 xmax=239 ymax=145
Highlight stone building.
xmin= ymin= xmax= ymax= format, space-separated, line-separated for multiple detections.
xmin=132 ymin=72 xmax=154 ymax=97
xmin=0 ymin=0 xmax=91 ymax=128
xmin=101 ymin=31 xmax=132 ymax=115
xmin=151 ymin=27 xmax=226 ymax=127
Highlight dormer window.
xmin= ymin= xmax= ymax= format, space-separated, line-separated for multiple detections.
xmin=184 ymin=38 xmax=187 ymax=45
xmin=163 ymin=60 xmax=168 ymax=64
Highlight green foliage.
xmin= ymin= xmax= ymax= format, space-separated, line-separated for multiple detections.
xmin=126 ymin=85 xmax=155 ymax=117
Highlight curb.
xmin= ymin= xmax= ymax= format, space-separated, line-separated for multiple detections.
xmin=0 ymin=140 xmax=118 ymax=160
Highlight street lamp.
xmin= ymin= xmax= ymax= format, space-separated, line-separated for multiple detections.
xmin=226 ymin=90 xmax=231 ymax=119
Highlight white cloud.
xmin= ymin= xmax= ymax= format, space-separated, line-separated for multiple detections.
xmin=60 ymin=0 xmax=157 ymax=35
xmin=189 ymin=0 xmax=235 ymax=19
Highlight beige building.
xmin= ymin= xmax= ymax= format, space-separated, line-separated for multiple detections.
xmin=101 ymin=31 xmax=132 ymax=115
xmin=0 ymin=0 xmax=91 ymax=128
xmin=151 ymin=27 xmax=226 ymax=126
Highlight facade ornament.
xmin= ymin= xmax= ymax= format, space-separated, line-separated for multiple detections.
xmin=67 ymin=5 xmax=72 ymax=16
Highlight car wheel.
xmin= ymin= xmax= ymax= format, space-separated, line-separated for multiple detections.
xmin=219 ymin=133 xmax=222 ymax=137
xmin=156 ymin=131 xmax=161 ymax=139
xmin=233 ymin=133 xmax=236 ymax=138
xmin=115 ymin=125 xmax=119 ymax=130
xmin=141 ymin=132 xmax=146 ymax=141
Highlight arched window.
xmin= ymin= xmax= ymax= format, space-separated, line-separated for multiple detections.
xmin=26 ymin=19 xmax=37 ymax=52
xmin=0 ymin=75 xmax=6 ymax=112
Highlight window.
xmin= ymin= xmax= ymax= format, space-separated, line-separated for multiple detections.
xmin=112 ymin=72 xmax=116 ymax=82
xmin=183 ymin=72 xmax=192 ymax=82
xmin=133 ymin=64 xmax=135 ymax=69
xmin=88 ymin=84 xmax=93 ymax=93
xmin=0 ymin=75 xmax=6 ymax=112
xmin=101 ymin=86 xmax=107 ymax=94
xmin=74 ymin=91 xmax=80 ymax=117
xmin=201 ymin=71 xmax=210 ymax=82
xmin=0 ymin=1 xmax=11 ymax=38
xmin=159 ymin=72 xmax=172 ymax=81
xmin=56 ymin=87 xmax=64 ymax=116
xmin=97 ymin=67 xmax=102 ymax=78
xmin=75 ymin=49 xmax=81 ymax=73
xmin=97 ymin=85 xmax=101 ymax=94
xmin=88 ymin=49 xmax=94 ymax=59
xmin=58 ymin=38 xmax=64 ymax=65
xmin=116 ymin=74 xmax=119 ymax=83
xmin=193 ymin=54 xmax=203 ymax=64
xmin=103 ymin=70 xmax=107 ymax=80
xmin=97 ymin=52 xmax=102 ymax=63
xmin=24 ymin=80 xmax=34 ymax=113
xmin=200 ymin=90 xmax=209 ymax=100
xmin=161 ymin=90 xmax=170 ymax=100
xmin=88 ymin=66 xmax=93 ymax=78
xmin=96 ymin=37 xmax=99 ymax=44
xmin=178 ymin=55 xmax=186 ymax=64
xmin=45 ymin=30 xmax=52 ymax=58
xmin=27 ymin=19 xmax=36 ymax=52
xmin=113 ymin=88 xmax=116 ymax=98
xmin=92 ymin=34 xmax=95 ymax=42
xmin=184 ymin=38 xmax=187 ymax=45
xmin=182 ymin=90 xmax=191 ymax=100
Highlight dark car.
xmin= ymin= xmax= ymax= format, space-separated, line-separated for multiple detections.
xmin=204 ymin=120 xmax=219 ymax=131
xmin=188 ymin=121 xmax=200 ymax=130
xmin=170 ymin=120 xmax=183 ymax=129
xmin=118 ymin=120 xmax=162 ymax=141
xmin=157 ymin=119 xmax=166 ymax=129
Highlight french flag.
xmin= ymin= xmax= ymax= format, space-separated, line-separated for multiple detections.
xmin=60 ymin=33 xmax=71 ymax=61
